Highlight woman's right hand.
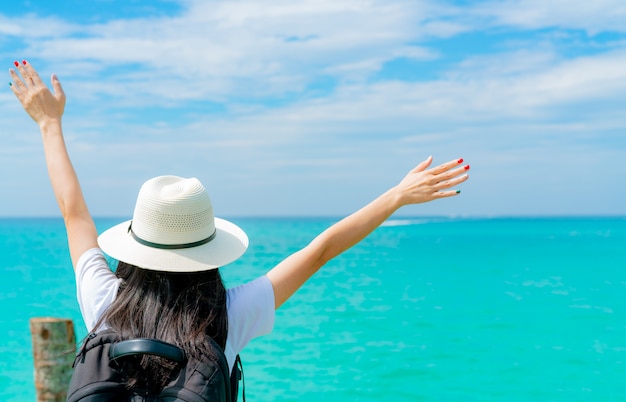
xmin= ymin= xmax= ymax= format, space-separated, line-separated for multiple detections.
xmin=9 ymin=60 xmax=66 ymax=127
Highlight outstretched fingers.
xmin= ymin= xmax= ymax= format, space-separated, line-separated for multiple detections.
xmin=8 ymin=68 xmax=25 ymax=98
xmin=9 ymin=61 xmax=34 ymax=96
xmin=396 ymin=156 xmax=470 ymax=206
xmin=429 ymin=158 xmax=466 ymax=175
xmin=19 ymin=60 xmax=41 ymax=86
xmin=421 ymin=157 xmax=470 ymax=199
xmin=434 ymin=189 xmax=462 ymax=198
xmin=13 ymin=61 xmax=31 ymax=87
xmin=435 ymin=162 xmax=470 ymax=182
xmin=433 ymin=171 xmax=470 ymax=195
xmin=8 ymin=60 xmax=66 ymax=123
xmin=9 ymin=60 xmax=44 ymax=93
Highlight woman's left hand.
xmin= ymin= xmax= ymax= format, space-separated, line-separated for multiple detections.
xmin=394 ymin=156 xmax=470 ymax=206
xmin=9 ymin=60 xmax=66 ymax=127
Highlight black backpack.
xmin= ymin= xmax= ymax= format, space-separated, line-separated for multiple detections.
xmin=66 ymin=330 xmax=244 ymax=402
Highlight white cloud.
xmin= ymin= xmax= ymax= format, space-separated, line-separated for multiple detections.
xmin=471 ymin=0 xmax=626 ymax=34
xmin=0 ymin=14 xmax=79 ymax=37
xmin=6 ymin=0 xmax=624 ymax=106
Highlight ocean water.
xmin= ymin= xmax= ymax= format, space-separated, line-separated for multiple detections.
xmin=1 ymin=216 xmax=625 ymax=401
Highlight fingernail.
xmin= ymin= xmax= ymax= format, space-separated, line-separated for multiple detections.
xmin=22 ymin=60 xmax=27 ymax=65
xmin=464 ymin=165 xmax=470 ymax=170
xmin=457 ymin=158 xmax=463 ymax=164
xmin=13 ymin=61 xmax=19 ymax=67
xmin=456 ymin=190 xmax=461 ymax=194
xmin=8 ymin=82 xmax=13 ymax=87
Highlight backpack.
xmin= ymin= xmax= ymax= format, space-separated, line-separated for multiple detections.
xmin=66 ymin=330 xmax=244 ymax=402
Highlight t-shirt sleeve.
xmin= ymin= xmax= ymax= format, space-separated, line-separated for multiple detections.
xmin=226 ymin=275 xmax=275 ymax=356
xmin=75 ymin=248 xmax=121 ymax=332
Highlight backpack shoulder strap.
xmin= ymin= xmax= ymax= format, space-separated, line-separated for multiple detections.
xmin=159 ymin=335 xmax=232 ymax=402
xmin=73 ymin=329 xmax=119 ymax=366
xmin=67 ymin=330 xmax=129 ymax=402
xmin=231 ymin=355 xmax=245 ymax=402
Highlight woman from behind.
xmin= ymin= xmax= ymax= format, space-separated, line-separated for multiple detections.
xmin=9 ymin=60 xmax=469 ymax=396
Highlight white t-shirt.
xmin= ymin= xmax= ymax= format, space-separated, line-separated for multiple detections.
xmin=75 ymin=248 xmax=275 ymax=373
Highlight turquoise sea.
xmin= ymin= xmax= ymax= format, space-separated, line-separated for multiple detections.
xmin=1 ymin=217 xmax=625 ymax=401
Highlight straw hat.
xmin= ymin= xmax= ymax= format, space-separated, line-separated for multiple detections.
xmin=98 ymin=176 xmax=248 ymax=272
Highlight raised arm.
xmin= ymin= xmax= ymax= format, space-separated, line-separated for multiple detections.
xmin=266 ymin=156 xmax=469 ymax=309
xmin=9 ymin=61 xmax=97 ymax=268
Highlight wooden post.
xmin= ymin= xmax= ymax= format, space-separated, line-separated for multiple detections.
xmin=30 ymin=318 xmax=76 ymax=402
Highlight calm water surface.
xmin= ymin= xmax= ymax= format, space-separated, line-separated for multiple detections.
xmin=1 ymin=217 xmax=625 ymax=401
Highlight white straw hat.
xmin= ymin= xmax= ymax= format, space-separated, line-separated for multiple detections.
xmin=98 ymin=176 xmax=248 ymax=272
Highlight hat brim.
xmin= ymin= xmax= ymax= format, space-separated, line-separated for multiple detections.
xmin=98 ymin=217 xmax=248 ymax=272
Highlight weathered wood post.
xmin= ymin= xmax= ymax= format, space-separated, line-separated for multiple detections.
xmin=30 ymin=318 xmax=76 ymax=402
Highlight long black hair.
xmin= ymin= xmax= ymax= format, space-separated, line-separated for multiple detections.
xmin=95 ymin=261 xmax=228 ymax=393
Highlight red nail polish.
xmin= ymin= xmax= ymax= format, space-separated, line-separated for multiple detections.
xmin=464 ymin=165 xmax=470 ymax=170
xmin=22 ymin=60 xmax=27 ymax=65
xmin=14 ymin=61 xmax=19 ymax=67
xmin=457 ymin=158 xmax=464 ymax=164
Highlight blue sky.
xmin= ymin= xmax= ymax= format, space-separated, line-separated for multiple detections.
xmin=1 ymin=0 xmax=625 ymax=217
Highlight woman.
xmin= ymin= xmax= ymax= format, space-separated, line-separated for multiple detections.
xmin=9 ymin=60 xmax=469 ymax=392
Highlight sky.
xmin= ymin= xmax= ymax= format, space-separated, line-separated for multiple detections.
xmin=0 ymin=0 xmax=625 ymax=217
